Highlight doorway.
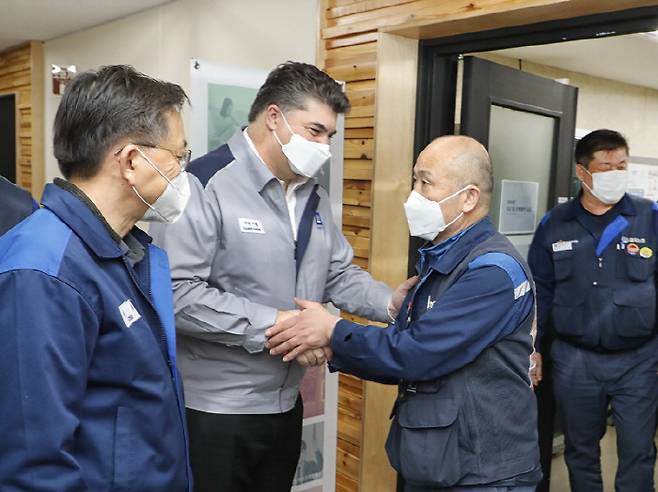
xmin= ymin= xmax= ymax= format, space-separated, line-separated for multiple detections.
xmin=0 ymin=93 xmax=16 ymax=183
xmin=410 ymin=6 xmax=658 ymax=492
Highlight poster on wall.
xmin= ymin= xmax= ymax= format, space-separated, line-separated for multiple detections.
xmin=627 ymin=159 xmax=658 ymax=201
xmin=190 ymin=59 xmax=341 ymax=492
xmin=498 ymin=179 xmax=539 ymax=235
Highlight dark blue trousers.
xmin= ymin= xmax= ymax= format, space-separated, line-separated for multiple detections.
xmin=552 ymin=337 xmax=658 ymax=492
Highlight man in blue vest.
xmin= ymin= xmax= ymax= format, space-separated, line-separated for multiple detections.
xmin=0 ymin=176 xmax=38 ymax=235
xmin=267 ymin=135 xmax=541 ymax=491
xmin=528 ymin=129 xmax=658 ymax=492
xmin=0 ymin=65 xmax=192 ymax=491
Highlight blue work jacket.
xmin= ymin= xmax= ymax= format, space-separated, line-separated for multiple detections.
xmin=529 ymin=193 xmax=658 ymax=352
xmin=329 ymin=217 xmax=539 ymax=487
xmin=0 ymin=176 xmax=38 ymax=235
xmin=0 ymin=182 xmax=191 ymax=491
xmin=330 ymin=217 xmax=533 ymax=384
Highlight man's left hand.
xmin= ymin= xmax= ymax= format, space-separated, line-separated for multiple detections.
xmin=389 ymin=276 xmax=420 ymax=317
xmin=266 ymin=299 xmax=340 ymax=362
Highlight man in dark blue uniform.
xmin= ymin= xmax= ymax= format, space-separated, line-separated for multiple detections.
xmin=528 ymin=129 xmax=658 ymax=492
xmin=267 ymin=135 xmax=541 ymax=491
xmin=0 ymin=65 xmax=193 ymax=491
xmin=0 ymin=176 xmax=38 ymax=235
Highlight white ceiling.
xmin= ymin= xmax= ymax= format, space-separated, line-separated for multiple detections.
xmin=493 ymin=32 xmax=658 ymax=91
xmin=0 ymin=0 xmax=173 ymax=52
xmin=2 ymin=3 xmax=658 ymax=92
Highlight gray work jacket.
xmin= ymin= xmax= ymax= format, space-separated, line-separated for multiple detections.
xmin=150 ymin=130 xmax=392 ymax=414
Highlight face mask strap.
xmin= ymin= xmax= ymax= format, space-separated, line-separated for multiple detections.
xmin=131 ymin=184 xmax=169 ymax=222
xmin=438 ymin=184 xmax=476 ymax=206
xmin=136 ymin=147 xmax=179 ymax=191
xmin=443 ymin=210 xmax=464 ymax=230
xmin=279 ymin=111 xmax=294 ymax=134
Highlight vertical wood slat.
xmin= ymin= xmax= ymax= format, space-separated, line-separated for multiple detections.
xmin=0 ymin=42 xmax=40 ymax=195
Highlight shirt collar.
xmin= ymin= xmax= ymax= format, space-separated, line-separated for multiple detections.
xmin=42 ymin=179 xmax=151 ymax=260
xmin=416 ymin=217 xmax=495 ymax=275
xmin=242 ymin=128 xmax=309 ymax=192
xmin=563 ymin=192 xmax=636 ymax=220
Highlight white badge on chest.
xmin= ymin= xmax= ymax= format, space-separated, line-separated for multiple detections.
xmin=552 ymin=240 xmax=578 ymax=252
xmin=238 ymin=218 xmax=265 ymax=234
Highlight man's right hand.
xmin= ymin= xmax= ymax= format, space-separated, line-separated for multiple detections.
xmin=530 ymin=352 xmax=542 ymax=386
xmin=296 ymin=348 xmax=330 ymax=367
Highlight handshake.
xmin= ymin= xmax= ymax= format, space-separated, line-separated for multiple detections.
xmin=265 ymin=276 xmax=420 ymax=368
xmin=266 ymin=300 xmax=341 ymax=367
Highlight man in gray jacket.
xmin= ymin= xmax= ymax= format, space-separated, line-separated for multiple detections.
xmin=151 ymin=61 xmax=413 ymax=492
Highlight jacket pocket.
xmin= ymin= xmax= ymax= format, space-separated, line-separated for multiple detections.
xmin=385 ymin=397 xmax=462 ymax=486
xmin=619 ymin=254 xmax=653 ymax=281
xmin=613 ymin=287 xmax=655 ymax=339
xmin=553 ymin=255 xmax=574 ymax=281
xmin=113 ymin=407 xmax=140 ymax=490
xmin=552 ymin=283 xmax=586 ymax=337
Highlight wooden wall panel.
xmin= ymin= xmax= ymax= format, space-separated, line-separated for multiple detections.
xmin=322 ymin=1 xmax=658 ymax=491
xmin=0 ymin=42 xmax=44 ymax=198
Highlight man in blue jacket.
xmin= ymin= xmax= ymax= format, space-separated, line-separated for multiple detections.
xmin=0 ymin=65 xmax=193 ymax=491
xmin=267 ymin=135 xmax=541 ymax=491
xmin=528 ymin=129 xmax=658 ymax=492
xmin=0 ymin=176 xmax=38 ymax=235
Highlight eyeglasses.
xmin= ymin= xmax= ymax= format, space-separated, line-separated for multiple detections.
xmin=135 ymin=143 xmax=191 ymax=171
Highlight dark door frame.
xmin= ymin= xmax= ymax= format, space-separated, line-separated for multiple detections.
xmin=414 ymin=5 xmax=658 ymax=160
xmin=409 ymin=5 xmax=658 ymax=273
xmin=459 ymin=55 xmax=579 ymax=222
xmin=0 ymin=93 xmax=17 ymax=184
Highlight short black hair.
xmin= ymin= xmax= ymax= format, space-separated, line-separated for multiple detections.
xmin=248 ymin=61 xmax=350 ymax=122
xmin=575 ymin=129 xmax=629 ymax=167
xmin=54 ymin=65 xmax=189 ymax=179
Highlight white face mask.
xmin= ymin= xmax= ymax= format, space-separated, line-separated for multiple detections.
xmin=132 ymin=148 xmax=191 ymax=223
xmin=404 ymin=186 xmax=471 ymax=241
xmin=581 ymin=167 xmax=627 ymax=205
xmin=272 ymin=112 xmax=331 ymax=177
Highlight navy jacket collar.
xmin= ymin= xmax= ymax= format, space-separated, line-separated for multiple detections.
xmin=419 ymin=217 xmax=495 ymax=275
xmin=42 ymin=180 xmax=151 ymax=260
xmin=563 ymin=192 xmax=636 ymax=221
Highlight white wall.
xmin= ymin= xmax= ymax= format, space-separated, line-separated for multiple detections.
xmin=477 ymin=52 xmax=658 ymax=159
xmin=43 ymin=0 xmax=318 ymax=182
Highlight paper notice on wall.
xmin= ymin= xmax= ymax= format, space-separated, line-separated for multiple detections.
xmin=627 ymin=162 xmax=658 ymax=201
xmin=499 ymin=180 xmax=539 ymax=235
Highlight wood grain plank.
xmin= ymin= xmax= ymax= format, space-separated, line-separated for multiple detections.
xmin=344 ymin=116 xmax=374 ymax=128
xmin=344 ymin=158 xmax=373 ymax=179
xmin=345 ymin=79 xmax=376 ymax=92
xmin=342 ymin=224 xmax=371 ymax=238
xmin=326 ymin=60 xmax=376 ymax=83
xmin=346 ymin=88 xmax=375 ymax=111
xmin=351 ymin=256 xmax=368 ymax=269
xmin=328 ymin=0 xmax=417 ymax=19
xmin=344 ymin=128 xmax=374 ymax=139
xmin=337 ymin=445 xmax=361 ymax=479
xmin=325 ymin=50 xmax=377 ymax=69
xmin=343 ymin=179 xmax=372 ymax=207
xmin=339 ymin=373 xmax=364 ymax=394
xmin=327 ymin=0 xmax=364 ymax=8
xmin=336 ymin=471 xmax=359 ymax=492
xmin=325 ymin=31 xmax=378 ymax=49
xmin=344 ymin=138 xmax=374 ymax=159
xmin=324 ymin=42 xmax=377 ymax=67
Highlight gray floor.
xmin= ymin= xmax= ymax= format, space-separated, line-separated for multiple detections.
xmin=550 ymin=428 xmax=658 ymax=491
